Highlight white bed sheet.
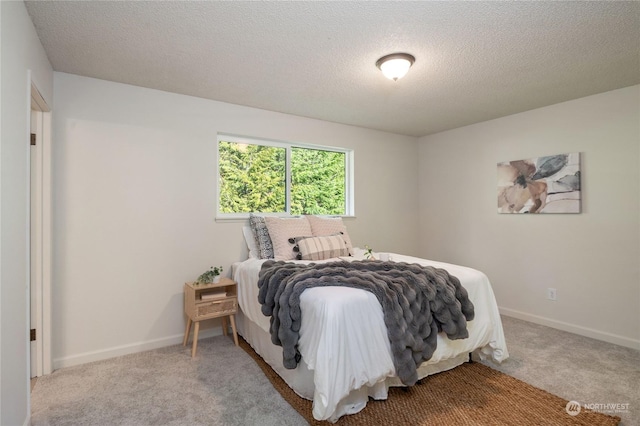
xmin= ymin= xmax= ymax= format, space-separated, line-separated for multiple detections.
xmin=233 ymin=253 xmax=509 ymax=422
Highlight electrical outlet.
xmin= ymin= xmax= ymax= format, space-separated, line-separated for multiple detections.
xmin=547 ymin=288 xmax=557 ymax=301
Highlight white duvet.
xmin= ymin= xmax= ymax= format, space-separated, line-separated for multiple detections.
xmin=234 ymin=253 xmax=508 ymax=422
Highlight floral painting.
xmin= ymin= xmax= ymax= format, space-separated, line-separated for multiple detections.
xmin=497 ymin=153 xmax=581 ymax=214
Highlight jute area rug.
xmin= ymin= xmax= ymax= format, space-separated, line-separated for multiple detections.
xmin=239 ymin=338 xmax=620 ymax=425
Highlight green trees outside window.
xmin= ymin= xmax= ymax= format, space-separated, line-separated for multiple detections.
xmin=290 ymin=147 xmax=345 ymax=215
xmin=218 ymin=142 xmax=286 ymax=213
xmin=218 ymin=140 xmax=348 ymax=215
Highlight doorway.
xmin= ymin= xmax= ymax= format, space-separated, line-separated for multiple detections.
xmin=29 ymin=81 xmax=52 ymax=378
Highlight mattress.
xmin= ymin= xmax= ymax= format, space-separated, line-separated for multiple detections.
xmin=233 ymin=253 xmax=509 ymax=422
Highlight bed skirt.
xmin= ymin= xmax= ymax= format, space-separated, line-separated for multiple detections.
xmin=235 ymin=307 xmax=470 ymax=422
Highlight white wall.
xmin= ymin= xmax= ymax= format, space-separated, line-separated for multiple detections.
xmin=0 ymin=1 xmax=53 ymax=424
xmin=418 ymin=86 xmax=640 ymax=349
xmin=52 ymin=72 xmax=419 ymax=367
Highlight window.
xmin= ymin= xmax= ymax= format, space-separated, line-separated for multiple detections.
xmin=217 ymin=134 xmax=353 ymax=218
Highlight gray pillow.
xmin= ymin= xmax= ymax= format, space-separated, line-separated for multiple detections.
xmin=249 ymin=213 xmax=274 ymax=259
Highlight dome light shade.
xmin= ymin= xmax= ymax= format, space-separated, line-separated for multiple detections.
xmin=376 ymin=53 xmax=415 ymax=81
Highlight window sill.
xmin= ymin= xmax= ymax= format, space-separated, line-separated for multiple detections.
xmin=215 ymin=214 xmax=356 ymax=222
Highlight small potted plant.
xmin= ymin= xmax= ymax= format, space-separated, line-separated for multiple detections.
xmin=364 ymin=245 xmax=375 ymax=260
xmin=195 ymin=266 xmax=224 ymax=285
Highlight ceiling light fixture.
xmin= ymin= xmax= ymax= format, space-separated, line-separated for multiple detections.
xmin=376 ymin=53 xmax=415 ymax=81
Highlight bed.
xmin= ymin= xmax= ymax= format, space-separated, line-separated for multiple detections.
xmin=232 ymin=248 xmax=509 ymax=422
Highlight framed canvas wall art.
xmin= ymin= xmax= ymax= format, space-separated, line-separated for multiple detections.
xmin=497 ymin=153 xmax=581 ymax=214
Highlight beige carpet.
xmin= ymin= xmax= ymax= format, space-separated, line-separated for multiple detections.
xmin=239 ymin=337 xmax=620 ymax=425
xmin=31 ymin=336 xmax=307 ymax=426
xmin=30 ymin=316 xmax=638 ymax=425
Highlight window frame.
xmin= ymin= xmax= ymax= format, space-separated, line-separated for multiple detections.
xmin=216 ymin=133 xmax=354 ymax=220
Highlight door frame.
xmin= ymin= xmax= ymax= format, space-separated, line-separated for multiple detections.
xmin=29 ymin=78 xmax=52 ymax=377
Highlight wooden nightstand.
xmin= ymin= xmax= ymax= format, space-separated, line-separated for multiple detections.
xmin=183 ymin=277 xmax=238 ymax=357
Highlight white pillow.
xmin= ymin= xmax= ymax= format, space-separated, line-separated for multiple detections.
xmin=264 ymin=216 xmax=312 ymax=261
xmin=306 ymin=215 xmax=353 ymax=255
xmin=242 ymin=226 xmax=259 ymax=259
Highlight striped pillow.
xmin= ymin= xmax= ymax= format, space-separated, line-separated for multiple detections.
xmin=293 ymin=235 xmax=350 ymax=261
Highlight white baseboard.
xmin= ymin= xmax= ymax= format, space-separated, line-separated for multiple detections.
xmin=49 ymin=308 xmax=640 ymax=370
xmin=53 ymin=328 xmax=222 ymax=370
xmin=499 ymin=307 xmax=640 ymax=350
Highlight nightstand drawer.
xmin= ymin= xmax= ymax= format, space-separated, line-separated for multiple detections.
xmin=195 ymin=297 xmax=237 ymax=318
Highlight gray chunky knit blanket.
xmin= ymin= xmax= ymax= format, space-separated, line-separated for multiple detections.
xmin=257 ymin=260 xmax=474 ymax=386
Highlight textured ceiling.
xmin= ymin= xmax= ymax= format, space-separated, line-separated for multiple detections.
xmin=25 ymin=1 xmax=640 ymax=137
